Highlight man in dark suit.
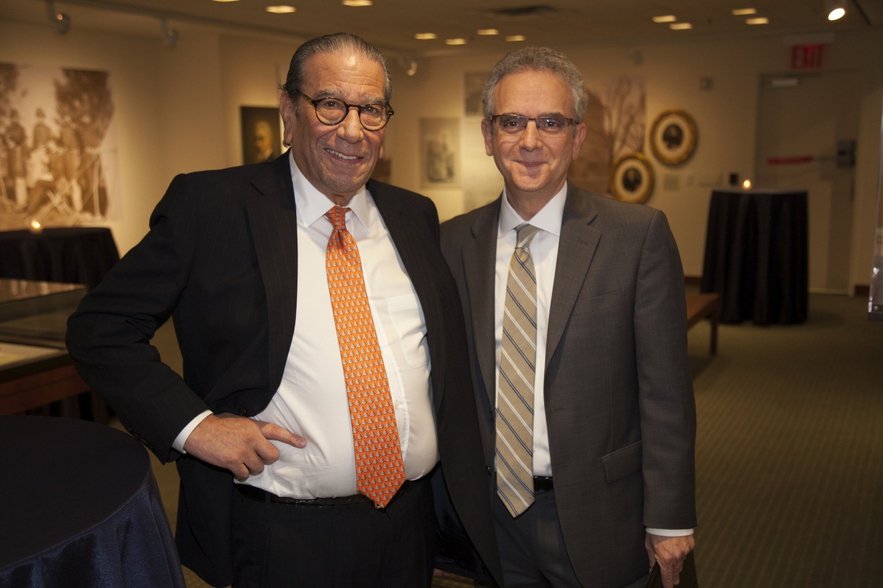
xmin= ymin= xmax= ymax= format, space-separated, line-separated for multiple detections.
xmin=441 ymin=47 xmax=696 ymax=588
xmin=67 ymin=33 xmax=501 ymax=588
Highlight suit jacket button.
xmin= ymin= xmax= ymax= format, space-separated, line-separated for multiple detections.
xmin=238 ymin=407 xmax=249 ymax=416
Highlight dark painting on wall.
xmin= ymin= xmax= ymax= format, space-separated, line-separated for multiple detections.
xmin=240 ymin=106 xmax=282 ymax=165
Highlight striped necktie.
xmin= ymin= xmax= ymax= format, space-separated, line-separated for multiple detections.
xmin=496 ymin=223 xmax=540 ymax=517
xmin=325 ymin=205 xmax=406 ymax=508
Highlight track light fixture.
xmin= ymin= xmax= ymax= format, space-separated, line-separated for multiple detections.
xmin=160 ymin=18 xmax=179 ymax=48
xmin=396 ymin=55 xmax=418 ymax=77
xmin=46 ymin=1 xmax=71 ymax=35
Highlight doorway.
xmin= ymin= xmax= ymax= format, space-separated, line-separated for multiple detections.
xmin=754 ymin=70 xmax=862 ymax=293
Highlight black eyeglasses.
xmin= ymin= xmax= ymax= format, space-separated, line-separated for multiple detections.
xmin=297 ymin=91 xmax=394 ymax=131
xmin=490 ymin=114 xmax=575 ymax=136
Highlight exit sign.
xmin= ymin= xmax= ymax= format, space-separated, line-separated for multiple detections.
xmin=791 ymin=44 xmax=825 ymax=70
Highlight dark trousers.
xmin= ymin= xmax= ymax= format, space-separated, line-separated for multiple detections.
xmin=492 ymin=489 xmax=583 ymax=588
xmin=231 ymin=479 xmax=436 ymax=588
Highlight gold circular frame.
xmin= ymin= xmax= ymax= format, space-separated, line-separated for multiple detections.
xmin=609 ymin=152 xmax=654 ymax=204
xmin=649 ymin=109 xmax=697 ymax=165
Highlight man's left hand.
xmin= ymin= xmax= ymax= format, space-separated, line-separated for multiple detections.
xmin=645 ymin=533 xmax=694 ymax=588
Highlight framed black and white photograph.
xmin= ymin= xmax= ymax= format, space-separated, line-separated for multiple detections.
xmin=464 ymin=72 xmax=488 ymax=116
xmin=1 ymin=63 xmax=119 ymax=228
xmin=609 ymin=152 xmax=654 ymax=204
xmin=420 ymin=117 xmax=460 ymax=188
xmin=649 ymin=109 xmax=697 ymax=165
xmin=240 ymin=106 xmax=281 ymax=165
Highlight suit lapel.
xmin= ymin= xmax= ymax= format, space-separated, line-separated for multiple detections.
xmin=546 ymin=185 xmax=601 ymax=365
xmin=245 ymin=153 xmax=299 ymax=391
xmin=463 ymin=198 xmax=502 ymax=406
xmin=369 ymin=181 xmax=448 ymax=409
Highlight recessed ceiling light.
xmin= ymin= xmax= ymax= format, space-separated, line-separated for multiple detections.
xmin=505 ymin=35 xmax=526 ymax=42
xmin=445 ymin=38 xmax=467 ymax=45
xmin=669 ymin=22 xmax=693 ymax=30
xmin=477 ymin=29 xmax=499 ymax=36
xmin=266 ymin=5 xmax=295 ymax=13
xmin=746 ymin=17 xmax=769 ymax=25
xmin=414 ymin=32 xmax=437 ymax=40
xmin=212 ymin=0 xmax=240 ymax=3
xmin=828 ymin=7 xmax=846 ymax=20
xmin=731 ymin=8 xmax=757 ymax=16
xmin=652 ymin=15 xmax=677 ymax=23
xmin=342 ymin=0 xmax=373 ymax=6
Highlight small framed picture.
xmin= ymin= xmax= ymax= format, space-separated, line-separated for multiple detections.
xmin=240 ymin=106 xmax=282 ymax=164
xmin=609 ymin=152 xmax=654 ymax=204
xmin=649 ymin=109 xmax=697 ymax=165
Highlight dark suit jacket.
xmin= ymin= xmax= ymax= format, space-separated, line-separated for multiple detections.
xmin=440 ymin=184 xmax=697 ymax=588
xmin=67 ymin=153 xmax=502 ymax=587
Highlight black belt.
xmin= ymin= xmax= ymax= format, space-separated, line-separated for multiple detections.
xmin=533 ymin=476 xmax=554 ymax=492
xmin=236 ymin=480 xmax=414 ymax=508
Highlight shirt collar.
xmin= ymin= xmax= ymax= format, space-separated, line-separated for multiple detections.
xmin=499 ymin=183 xmax=567 ymax=238
xmin=289 ymin=151 xmax=370 ymax=230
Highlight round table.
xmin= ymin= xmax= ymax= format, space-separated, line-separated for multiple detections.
xmin=0 ymin=416 xmax=185 ymax=587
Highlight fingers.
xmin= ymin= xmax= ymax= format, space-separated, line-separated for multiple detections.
xmin=646 ymin=534 xmax=694 ymax=588
xmin=257 ymin=421 xmax=307 ymax=449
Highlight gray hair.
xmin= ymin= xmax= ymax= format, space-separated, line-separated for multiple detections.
xmin=281 ymin=32 xmax=392 ymax=113
xmin=482 ymin=46 xmax=588 ymax=123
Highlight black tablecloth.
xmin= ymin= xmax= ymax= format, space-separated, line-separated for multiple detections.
xmin=0 ymin=227 xmax=119 ymax=290
xmin=700 ymin=189 xmax=808 ymax=324
xmin=0 ymin=416 xmax=185 ymax=588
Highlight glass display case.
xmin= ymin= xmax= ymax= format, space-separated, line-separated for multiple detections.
xmin=0 ymin=279 xmax=89 ymax=414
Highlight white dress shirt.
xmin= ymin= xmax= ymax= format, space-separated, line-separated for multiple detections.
xmin=494 ymin=186 xmax=691 ymax=537
xmin=175 ymin=155 xmax=438 ymax=499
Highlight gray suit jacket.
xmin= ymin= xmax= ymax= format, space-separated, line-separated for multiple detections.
xmin=440 ymin=184 xmax=696 ymax=588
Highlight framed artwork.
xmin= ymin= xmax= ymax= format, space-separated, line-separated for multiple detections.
xmin=649 ymin=109 xmax=697 ymax=165
xmin=464 ymin=72 xmax=488 ymax=116
xmin=609 ymin=152 xmax=654 ymax=204
xmin=420 ymin=118 xmax=460 ymax=188
xmin=240 ymin=106 xmax=282 ymax=164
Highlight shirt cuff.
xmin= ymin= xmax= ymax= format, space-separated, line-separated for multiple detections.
xmin=172 ymin=410 xmax=213 ymax=453
xmin=646 ymin=528 xmax=694 ymax=537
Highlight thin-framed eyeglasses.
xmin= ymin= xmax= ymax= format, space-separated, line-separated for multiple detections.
xmin=490 ymin=114 xmax=575 ymax=136
xmin=297 ymin=91 xmax=394 ymax=131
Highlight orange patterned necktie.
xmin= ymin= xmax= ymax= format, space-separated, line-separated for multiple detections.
xmin=325 ymin=205 xmax=406 ymax=508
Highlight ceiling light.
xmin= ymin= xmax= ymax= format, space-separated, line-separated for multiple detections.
xmin=342 ymin=0 xmax=373 ymax=6
xmin=477 ymin=29 xmax=499 ymax=36
xmin=652 ymin=15 xmax=677 ymax=23
xmin=731 ymin=8 xmax=757 ymax=16
xmin=827 ymin=1 xmax=846 ymax=21
xmin=505 ymin=35 xmax=526 ymax=42
xmin=670 ymin=22 xmax=693 ymax=30
xmin=445 ymin=38 xmax=467 ymax=45
xmin=414 ymin=32 xmax=437 ymax=40
xmin=746 ymin=17 xmax=769 ymax=25
xmin=212 ymin=0 xmax=240 ymax=3
xmin=266 ymin=5 xmax=295 ymax=13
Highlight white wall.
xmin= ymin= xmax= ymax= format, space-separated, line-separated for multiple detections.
xmin=386 ymin=30 xmax=883 ymax=288
xmin=3 ymin=19 xmax=880 ymax=291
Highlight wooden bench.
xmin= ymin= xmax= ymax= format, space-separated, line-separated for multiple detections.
xmin=685 ymin=293 xmax=720 ymax=355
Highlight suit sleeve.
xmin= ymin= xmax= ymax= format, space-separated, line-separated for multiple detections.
xmin=66 ymin=174 xmax=210 ymax=462
xmin=634 ymin=210 xmax=697 ymax=529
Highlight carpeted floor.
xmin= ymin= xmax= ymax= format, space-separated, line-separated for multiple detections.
xmin=132 ymin=292 xmax=881 ymax=587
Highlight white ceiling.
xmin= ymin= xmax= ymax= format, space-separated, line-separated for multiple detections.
xmin=2 ymin=0 xmax=881 ymax=60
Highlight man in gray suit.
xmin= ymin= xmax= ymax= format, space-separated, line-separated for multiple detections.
xmin=441 ymin=47 xmax=696 ymax=588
